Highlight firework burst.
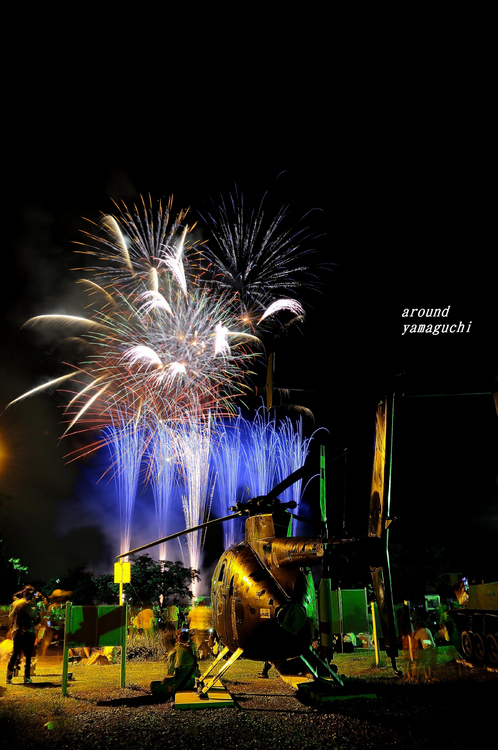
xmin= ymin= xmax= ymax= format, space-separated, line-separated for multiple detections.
xmin=73 ymin=194 xmax=198 ymax=296
xmin=8 ymin=193 xmax=320 ymax=571
xmin=12 ymin=198 xmax=264 ymax=445
xmin=199 ymin=188 xmax=318 ymax=331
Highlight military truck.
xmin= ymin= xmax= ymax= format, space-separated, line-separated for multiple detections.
xmin=450 ymin=581 xmax=498 ymax=665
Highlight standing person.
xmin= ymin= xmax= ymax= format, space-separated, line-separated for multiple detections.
xmin=152 ymin=601 xmax=162 ymax=632
xmin=258 ymin=661 xmax=272 ymax=678
xmin=131 ymin=606 xmax=155 ymax=635
xmin=6 ymin=586 xmax=40 ymax=684
xmin=413 ymin=619 xmax=435 ymax=650
xmin=411 ymin=619 xmax=437 ymax=681
xmin=165 ymin=603 xmax=179 ymax=631
xmin=187 ymin=598 xmax=213 ymax=660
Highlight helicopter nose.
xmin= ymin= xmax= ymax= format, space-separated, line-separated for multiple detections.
xmin=276 ymin=602 xmax=307 ymax=635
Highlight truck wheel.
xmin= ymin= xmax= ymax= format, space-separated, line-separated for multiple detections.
xmin=473 ymin=633 xmax=485 ymax=662
xmin=461 ymin=631 xmax=473 ymax=659
xmin=486 ymin=634 xmax=498 ymax=666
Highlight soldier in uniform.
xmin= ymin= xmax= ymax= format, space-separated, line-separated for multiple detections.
xmin=150 ymin=629 xmax=200 ymax=697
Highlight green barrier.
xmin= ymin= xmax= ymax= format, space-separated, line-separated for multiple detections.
xmin=62 ymin=603 xmax=127 ymax=695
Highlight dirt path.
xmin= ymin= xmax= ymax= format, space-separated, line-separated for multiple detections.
xmin=1 ymin=649 xmax=497 ymax=749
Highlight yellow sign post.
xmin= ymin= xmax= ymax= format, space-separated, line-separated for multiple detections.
xmin=114 ymin=561 xmax=131 ymax=605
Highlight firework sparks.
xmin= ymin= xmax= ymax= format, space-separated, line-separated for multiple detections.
xmin=147 ymin=421 xmax=177 ymax=562
xmin=276 ymin=416 xmax=315 ymax=533
xmin=238 ymin=408 xmax=317 ymax=534
xmin=199 ymin=189 xmax=318 ymax=329
xmin=211 ymin=413 xmax=245 ymax=549
xmin=175 ymin=414 xmax=215 ymax=598
xmin=9 ymin=194 xmax=317 ymax=441
xmin=74 ymin=195 xmax=196 ymax=295
xmin=242 ymin=406 xmax=280 ymax=499
xmin=10 ymin=201 xmax=263 ymax=441
xmin=8 ymin=193 xmax=319 ymax=571
xmin=257 ymin=298 xmax=305 ymax=324
xmin=102 ymin=403 xmax=147 ymax=560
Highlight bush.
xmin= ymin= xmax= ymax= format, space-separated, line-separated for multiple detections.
xmin=125 ymin=631 xmax=171 ymax=662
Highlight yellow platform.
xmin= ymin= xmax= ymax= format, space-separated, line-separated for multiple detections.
xmin=174 ymin=685 xmax=235 ymax=709
xmin=278 ymin=673 xmax=311 ymax=689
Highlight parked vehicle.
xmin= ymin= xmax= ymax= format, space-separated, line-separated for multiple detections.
xmin=449 ymin=581 xmax=498 ymax=665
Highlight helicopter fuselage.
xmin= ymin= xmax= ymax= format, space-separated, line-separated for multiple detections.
xmin=211 ymin=512 xmax=324 ymax=662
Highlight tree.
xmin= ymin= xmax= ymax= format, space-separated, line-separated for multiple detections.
xmin=41 ymin=564 xmax=98 ymax=604
xmin=94 ymin=555 xmax=199 ymax=606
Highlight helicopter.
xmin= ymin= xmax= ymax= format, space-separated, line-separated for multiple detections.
xmin=117 ymin=396 xmax=401 ymax=696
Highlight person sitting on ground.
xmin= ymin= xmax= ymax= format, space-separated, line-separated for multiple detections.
xmin=161 ymin=622 xmax=177 ymax=652
xmin=150 ymin=630 xmax=200 ymax=697
xmin=436 ymin=622 xmax=450 ymax=644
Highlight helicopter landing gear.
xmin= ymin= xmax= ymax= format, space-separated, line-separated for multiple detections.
xmin=196 ymin=646 xmax=244 ymax=699
xmin=299 ymin=648 xmax=345 ymax=688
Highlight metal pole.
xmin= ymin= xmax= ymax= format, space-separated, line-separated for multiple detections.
xmin=318 ymin=445 xmax=334 ymax=662
xmin=338 ymin=587 xmax=343 ymax=653
xmin=61 ymin=601 xmax=71 ymax=696
xmin=371 ymin=601 xmax=380 ymax=667
xmin=120 ymin=604 xmax=127 ymax=688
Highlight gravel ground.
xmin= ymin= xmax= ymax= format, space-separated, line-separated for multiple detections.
xmin=1 ymin=648 xmax=497 ymax=749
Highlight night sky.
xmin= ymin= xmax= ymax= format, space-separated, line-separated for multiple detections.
xmin=1 ymin=22 xmax=496 ymax=593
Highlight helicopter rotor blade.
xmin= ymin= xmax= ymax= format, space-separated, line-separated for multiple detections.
xmin=117 ymin=463 xmax=313 ymax=561
xmin=266 ymin=464 xmax=308 ymax=500
xmin=287 ymin=511 xmax=321 ymax=530
xmin=116 ymin=511 xmax=245 ymax=560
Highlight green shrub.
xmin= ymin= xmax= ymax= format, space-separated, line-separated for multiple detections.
xmin=125 ymin=631 xmax=171 ymax=662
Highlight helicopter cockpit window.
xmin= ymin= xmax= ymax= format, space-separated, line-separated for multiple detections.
xmin=217 ymin=563 xmax=226 ymax=583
